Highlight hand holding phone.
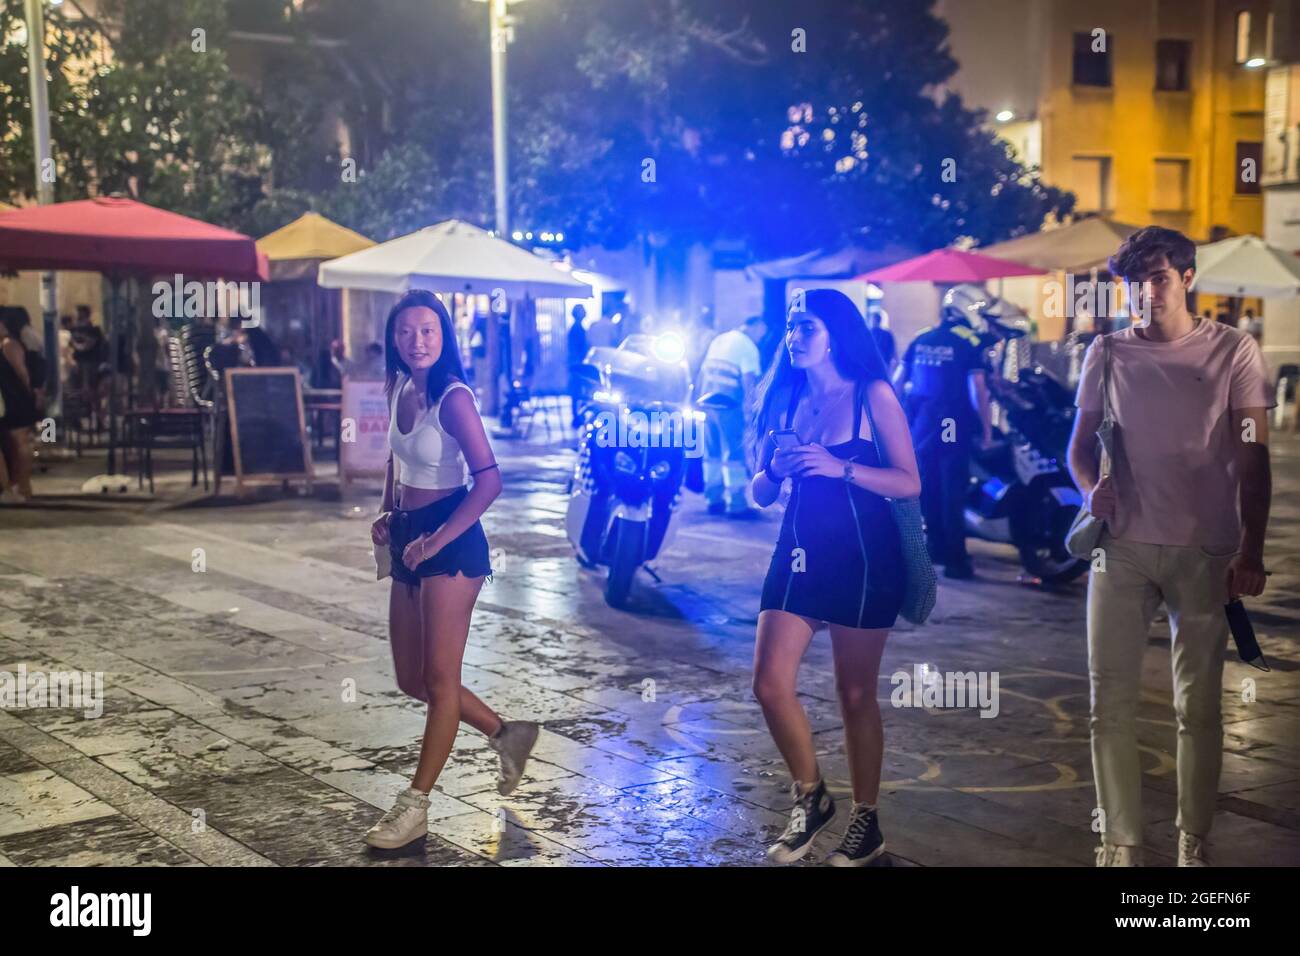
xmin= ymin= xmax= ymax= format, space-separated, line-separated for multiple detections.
xmin=772 ymin=429 xmax=800 ymax=451
xmin=769 ymin=429 xmax=801 ymax=480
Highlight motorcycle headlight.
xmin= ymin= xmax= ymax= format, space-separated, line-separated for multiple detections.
xmin=613 ymin=451 xmax=639 ymax=476
xmin=651 ymin=331 xmax=686 ymax=365
xmin=649 ymin=460 xmax=672 ymax=482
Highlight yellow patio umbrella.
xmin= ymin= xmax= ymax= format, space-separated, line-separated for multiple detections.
xmin=254 ymin=213 xmax=376 ymax=379
xmin=257 ymin=212 xmax=374 ymax=281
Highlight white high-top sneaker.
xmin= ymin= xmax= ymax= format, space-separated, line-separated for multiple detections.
xmin=1177 ymin=831 xmax=1208 ymax=867
xmin=364 ymin=786 xmax=430 ymax=849
xmin=488 ymin=720 xmax=539 ymax=795
xmin=1095 ymin=843 xmax=1143 ymax=866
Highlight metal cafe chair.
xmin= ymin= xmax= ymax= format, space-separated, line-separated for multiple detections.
xmin=124 ymin=330 xmax=215 ymax=494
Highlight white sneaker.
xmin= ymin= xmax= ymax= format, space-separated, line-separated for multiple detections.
xmin=488 ymin=720 xmax=539 ymax=795
xmin=1178 ymin=831 xmax=1208 ymax=867
xmin=363 ymin=787 xmax=430 ymax=849
xmin=1095 ymin=844 xmax=1143 ymax=866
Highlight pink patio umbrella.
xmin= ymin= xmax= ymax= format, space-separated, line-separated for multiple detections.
xmin=856 ymin=247 xmax=1045 ymax=284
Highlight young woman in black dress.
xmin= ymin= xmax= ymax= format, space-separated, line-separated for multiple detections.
xmin=750 ymin=288 xmax=921 ymax=866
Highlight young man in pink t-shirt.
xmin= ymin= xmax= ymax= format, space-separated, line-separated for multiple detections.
xmin=1068 ymin=226 xmax=1274 ymax=868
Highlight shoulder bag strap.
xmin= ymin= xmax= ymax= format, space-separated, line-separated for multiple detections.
xmin=784 ymin=379 xmax=802 ymax=430
xmin=1100 ymin=334 xmax=1113 ymax=426
xmin=860 ymin=380 xmax=890 ymax=470
xmin=1097 ymin=335 xmax=1114 ymax=479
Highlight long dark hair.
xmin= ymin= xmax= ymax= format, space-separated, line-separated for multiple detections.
xmin=383 ymin=290 xmax=468 ymax=406
xmin=751 ymin=288 xmax=889 ymax=456
xmin=0 ymin=306 xmax=32 ymax=339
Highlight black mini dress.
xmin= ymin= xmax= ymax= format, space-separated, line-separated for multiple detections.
xmin=0 ymin=345 xmax=37 ymax=430
xmin=759 ymin=382 xmax=905 ymax=630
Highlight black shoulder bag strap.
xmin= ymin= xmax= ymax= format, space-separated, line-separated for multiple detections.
xmin=783 ymin=379 xmax=802 ymax=430
xmin=860 ymin=380 xmax=890 ymax=471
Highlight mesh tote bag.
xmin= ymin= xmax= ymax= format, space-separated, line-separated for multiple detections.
xmin=861 ymin=384 xmax=937 ymax=625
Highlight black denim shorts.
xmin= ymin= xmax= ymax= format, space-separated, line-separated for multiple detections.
xmin=389 ymin=487 xmax=493 ymax=587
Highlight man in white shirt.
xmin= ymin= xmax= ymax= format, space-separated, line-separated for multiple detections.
xmin=1236 ymin=308 xmax=1262 ymax=341
xmin=697 ymin=315 xmax=766 ymax=516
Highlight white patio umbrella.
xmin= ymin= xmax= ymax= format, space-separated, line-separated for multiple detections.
xmin=1192 ymin=235 xmax=1300 ymax=298
xmin=316 ymin=218 xmax=592 ymax=298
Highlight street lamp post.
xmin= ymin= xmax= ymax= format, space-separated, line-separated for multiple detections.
xmin=474 ymin=0 xmax=525 ymax=416
xmin=477 ymin=0 xmax=526 ymax=237
xmin=23 ymin=0 xmax=60 ymax=416
xmin=488 ymin=0 xmax=512 ymax=238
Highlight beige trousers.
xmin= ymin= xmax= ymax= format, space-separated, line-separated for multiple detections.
xmin=1086 ymin=531 xmax=1235 ymax=847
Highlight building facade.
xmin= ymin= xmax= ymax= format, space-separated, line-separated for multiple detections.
xmin=1259 ymin=2 xmax=1300 ymax=381
xmin=939 ymin=0 xmax=1275 ymax=240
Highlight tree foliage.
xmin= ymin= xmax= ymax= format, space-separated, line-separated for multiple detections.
xmin=1 ymin=0 xmax=274 ymax=224
xmin=1 ymin=0 xmax=1073 ymax=257
xmin=508 ymin=0 xmax=1073 ymax=257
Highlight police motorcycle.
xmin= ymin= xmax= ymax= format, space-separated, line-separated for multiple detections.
xmin=566 ymin=330 xmax=710 ymax=608
xmin=947 ymin=287 xmax=1091 ymax=586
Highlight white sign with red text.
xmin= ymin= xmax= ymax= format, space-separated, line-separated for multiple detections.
xmin=340 ymin=377 xmax=390 ymax=482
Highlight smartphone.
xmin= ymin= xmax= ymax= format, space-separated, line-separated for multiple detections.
xmin=771 ymin=429 xmax=800 ymax=451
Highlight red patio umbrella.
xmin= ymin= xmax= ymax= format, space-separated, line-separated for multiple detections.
xmin=856 ymin=247 xmax=1044 ymax=283
xmin=0 ymin=196 xmax=267 ymax=279
xmin=0 ymin=197 xmax=267 ymax=480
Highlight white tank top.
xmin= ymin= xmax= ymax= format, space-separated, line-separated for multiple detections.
xmin=388 ymin=376 xmax=472 ymax=490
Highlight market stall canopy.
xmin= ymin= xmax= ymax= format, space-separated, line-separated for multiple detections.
xmin=979 ymin=217 xmax=1141 ymax=273
xmin=0 ymin=196 xmax=267 ymax=280
xmin=746 ymin=243 xmax=917 ymax=281
xmin=530 ymin=251 xmax=627 ymax=295
xmin=569 ymin=266 xmax=624 ymax=294
xmin=1191 ymin=234 xmax=1300 ymax=298
xmin=857 ymin=248 xmax=1044 ymax=283
xmin=550 ymin=262 xmax=626 ymax=295
xmin=257 ymin=212 xmax=374 ymax=281
xmin=317 ymin=219 xmax=592 ymax=298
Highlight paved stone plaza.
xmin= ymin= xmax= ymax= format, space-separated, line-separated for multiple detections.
xmin=0 ymin=432 xmax=1297 ymax=866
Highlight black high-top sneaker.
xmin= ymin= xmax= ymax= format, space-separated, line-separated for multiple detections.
xmin=826 ymin=803 xmax=886 ymax=866
xmin=767 ymin=779 xmax=836 ymax=864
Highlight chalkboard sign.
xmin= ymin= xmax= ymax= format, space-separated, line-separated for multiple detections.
xmin=224 ymin=368 xmax=313 ymax=493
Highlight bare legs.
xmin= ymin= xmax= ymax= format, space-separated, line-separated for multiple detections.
xmin=0 ymin=431 xmax=11 ymax=492
xmin=828 ymin=624 xmax=890 ymax=804
xmin=387 ymin=575 xmax=499 ymax=794
xmin=753 ymin=609 xmax=891 ymax=802
xmin=0 ymin=427 xmax=33 ymax=498
xmin=753 ymin=610 xmax=820 ymax=786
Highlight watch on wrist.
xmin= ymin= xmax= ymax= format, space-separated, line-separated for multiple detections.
xmin=842 ymin=462 xmax=854 ymax=483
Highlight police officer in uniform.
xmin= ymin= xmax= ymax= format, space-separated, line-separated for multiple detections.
xmin=697 ymin=314 xmax=767 ymax=517
xmin=894 ymin=288 xmax=994 ymax=578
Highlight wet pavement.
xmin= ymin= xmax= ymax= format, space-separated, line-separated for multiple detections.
xmin=0 ymin=426 xmax=1298 ymax=867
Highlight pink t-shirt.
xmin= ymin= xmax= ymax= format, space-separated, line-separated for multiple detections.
xmin=1074 ymin=320 xmax=1274 ymax=549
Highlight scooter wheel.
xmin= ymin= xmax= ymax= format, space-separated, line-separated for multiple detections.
xmin=604 ymin=519 xmax=642 ymax=608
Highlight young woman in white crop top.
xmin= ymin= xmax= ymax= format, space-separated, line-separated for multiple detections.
xmin=363 ymin=290 xmax=539 ymax=850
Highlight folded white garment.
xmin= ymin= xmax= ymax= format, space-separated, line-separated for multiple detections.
xmin=374 ymin=539 xmax=392 ymax=580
